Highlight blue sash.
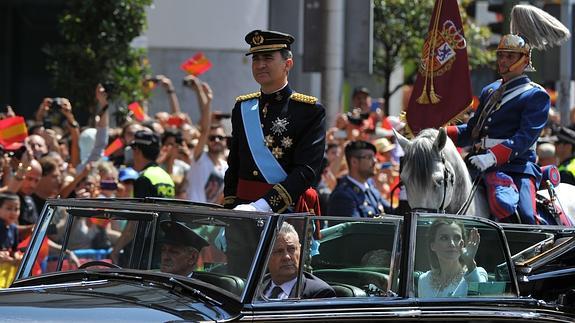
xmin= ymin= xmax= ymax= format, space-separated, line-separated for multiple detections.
xmin=240 ymin=99 xmax=288 ymax=184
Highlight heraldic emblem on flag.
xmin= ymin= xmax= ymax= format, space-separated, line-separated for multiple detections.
xmin=405 ymin=0 xmax=473 ymax=135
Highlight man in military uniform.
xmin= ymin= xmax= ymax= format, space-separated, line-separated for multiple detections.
xmin=159 ymin=220 xmax=209 ymax=276
xmin=327 ymin=141 xmax=391 ymax=217
xmin=223 ymin=30 xmax=326 ymax=213
xmin=446 ymin=34 xmax=551 ymax=224
xmin=554 ymin=126 xmax=575 ymax=185
xmin=132 ymin=129 xmax=175 ymax=198
xmin=222 ymin=30 xmax=325 ymax=278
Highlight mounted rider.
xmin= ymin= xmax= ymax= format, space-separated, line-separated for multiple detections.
xmin=446 ymin=5 xmax=571 ymax=224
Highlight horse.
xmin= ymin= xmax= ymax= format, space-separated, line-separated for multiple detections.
xmin=395 ymin=127 xmax=575 ymax=224
xmin=394 ymin=127 xmax=490 ymax=218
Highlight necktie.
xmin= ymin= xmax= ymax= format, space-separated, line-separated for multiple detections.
xmin=269 ymin=286 xmax=283 ymax=299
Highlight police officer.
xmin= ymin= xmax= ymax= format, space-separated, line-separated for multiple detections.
xmin=223 ymin=30 xmax=326 ymax=213
xmin=554 ymin=126 xmax=575 ymax=185
xmin=131 ymin=129 xmax=175 ymax=198
xmin=327 ymin=141 xmax=391 ymax=217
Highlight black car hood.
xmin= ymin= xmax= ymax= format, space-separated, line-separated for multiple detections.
xmin=0 ymin=279 xmax=232 ymax=322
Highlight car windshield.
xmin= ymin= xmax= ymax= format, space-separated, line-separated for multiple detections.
xmin=17 ymin=200 xmax=270 ymax=299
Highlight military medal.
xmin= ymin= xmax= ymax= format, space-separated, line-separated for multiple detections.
xmin=265 ymin=135 xmax=274 ymax=147
xmin=281 ymin=136 xmax=293 ymax=149
xmin=271 ymin=117 xmax=289 ymax=135
xmin=272 ymin=147 xmax=284 ymax=159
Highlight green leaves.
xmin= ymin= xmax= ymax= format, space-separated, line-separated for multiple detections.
xmin=46 ymin=0 xmax=152 ymax=123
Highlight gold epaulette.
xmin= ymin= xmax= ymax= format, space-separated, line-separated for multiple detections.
xmin=235 ymin=92 xmax=261 ymax=102
xmin=290 ymin=92 xmax=318 ymax=105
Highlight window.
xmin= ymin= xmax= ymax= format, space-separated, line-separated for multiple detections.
xmin=414 ymin=216 xmax=514 ymax=298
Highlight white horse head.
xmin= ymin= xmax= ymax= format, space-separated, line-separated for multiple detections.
xmin=395 ymin=128 xmax=489 ymax=217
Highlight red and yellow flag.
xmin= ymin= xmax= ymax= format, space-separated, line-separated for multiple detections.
xmin=0 ymin=116 xmax=28 ymax=145
xmin=128 ymin=102 xmax=146 ymax=122
xmin=405 ymin=0 xmax=472 ymax=135
xmin=180 ymin=52 xmax=212 ymax=76
xmin=104 ymin=138 xmax=124 ymax=157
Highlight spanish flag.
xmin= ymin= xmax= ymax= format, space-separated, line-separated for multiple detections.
xmin=104 ymin=138 xmax=124 ymax=157
xmin=180 ymin=52 xmax=212 ymax=76
xmin=405 ymin=0 xmax=472 ymax=135
xmin=0 ymin=116 xmax=27 ymax=145
xmin=128 ymin=102 xmax=146 ymax=122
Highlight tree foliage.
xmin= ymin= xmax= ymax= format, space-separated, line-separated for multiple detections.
xmin=373 ymin=0 xmax=495 ymax=115
xmin=45 ymin=0 xmax=152 ymax=124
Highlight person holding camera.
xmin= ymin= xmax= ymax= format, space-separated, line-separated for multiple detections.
xmin=182 ymin=76 xmax=228 ymax=204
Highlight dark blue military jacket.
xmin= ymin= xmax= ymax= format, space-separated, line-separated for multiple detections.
xmin=223 ymin=84 xmax=326 ymax=213
xmin=327 ymin=176 xmax=391 ymax=217
xmin=450 ymin=75 xmax=549 ymax=181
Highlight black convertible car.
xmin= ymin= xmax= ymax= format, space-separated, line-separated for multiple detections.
xmin=1 ymin=198 xmax=574 ymax=322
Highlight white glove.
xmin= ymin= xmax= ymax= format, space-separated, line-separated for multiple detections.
xmin=233 ymin=198 xmax=272 ymax=212
xmin=469 ymin=151 xmax=497 ymax=171
xmin=233 ymin=204 xmax=257 ymax=211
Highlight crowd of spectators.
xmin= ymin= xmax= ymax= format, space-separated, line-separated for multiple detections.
xmin=1 ymin=71 xmax=574 ymax=285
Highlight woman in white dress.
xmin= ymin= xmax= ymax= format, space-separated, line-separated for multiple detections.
xmin=418 ymin=219 xmax=488 ymax=297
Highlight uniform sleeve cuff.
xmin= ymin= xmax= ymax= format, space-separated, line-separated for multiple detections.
xmin=445 ymin=126 xmax=458 ymax=143
xmin=490 ymin=144 xmax=512 ymax=165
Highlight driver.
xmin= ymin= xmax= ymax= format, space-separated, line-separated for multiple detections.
xmin=159 ymin=220 xmax=209 ymax=276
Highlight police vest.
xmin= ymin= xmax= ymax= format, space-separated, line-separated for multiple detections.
xmin=559 ymin=158 xmax=575 ymax=177
xmin=142 ymin=165 xmax=175 ymax=198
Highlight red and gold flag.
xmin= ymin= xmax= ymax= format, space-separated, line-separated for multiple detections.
xmin=0 ymin=116 xmax=27 ymax=145
xmin=104 ymin=138 xmax=124 ymax=157
xmin=180 ymin=52 xmax=212 ymax=76
xmin=128 ymin=102 xmax=146 ymax=121
xmin=405 ymin=0 xmax=472 ymax=135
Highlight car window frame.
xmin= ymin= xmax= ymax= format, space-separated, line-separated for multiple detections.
xmin=412 ymin=212 xmax=520 ymax=299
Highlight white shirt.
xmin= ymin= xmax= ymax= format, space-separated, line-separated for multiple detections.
xmin=185 ymin=152 xmax=228 ymax=203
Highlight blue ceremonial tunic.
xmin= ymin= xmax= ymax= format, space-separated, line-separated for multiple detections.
xmin=327 ymin=176 xmax=391 ymax=217
xmin=448 ymin=75 xmax=550 ymax=224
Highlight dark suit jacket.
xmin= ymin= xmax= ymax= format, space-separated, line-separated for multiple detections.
xmin=263 ymin=272 xmax=336 ymax=299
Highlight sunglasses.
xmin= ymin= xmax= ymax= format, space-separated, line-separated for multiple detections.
xmin=209 ymin=135 xmax=226 ymax=142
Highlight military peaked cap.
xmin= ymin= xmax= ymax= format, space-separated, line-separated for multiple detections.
xmin=245 ymin=29 xmax=295 ymax=56
xmin=160 ymin=220 xmax=209 ymax=249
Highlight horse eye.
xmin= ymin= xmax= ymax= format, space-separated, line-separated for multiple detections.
xmin=433 ymin=176 xmax=444 ymax=186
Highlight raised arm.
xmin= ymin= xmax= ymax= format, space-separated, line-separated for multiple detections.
xmin=157 ymin=75 xmax=181 ymax=114
xmin=183 ymin=76 xmax=213 ymax=162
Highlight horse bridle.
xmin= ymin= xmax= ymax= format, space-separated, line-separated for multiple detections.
xmin=411 ymin=153 xmax=454 ymax=214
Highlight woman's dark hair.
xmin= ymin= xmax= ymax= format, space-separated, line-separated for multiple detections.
xmin=426 ymin=218 xmax=467 ymax=270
